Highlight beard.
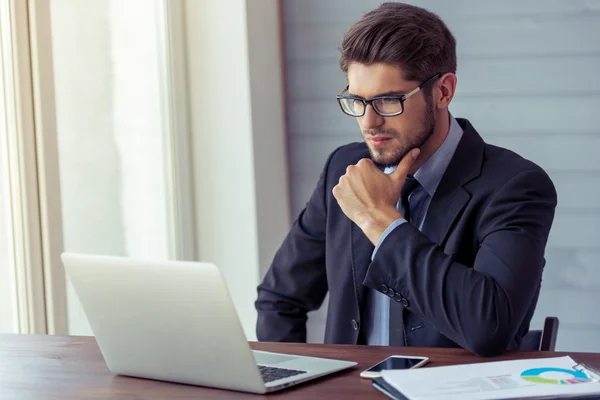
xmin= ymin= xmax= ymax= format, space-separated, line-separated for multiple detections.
xmin=363 ymin=99 xmax=436 ymax=169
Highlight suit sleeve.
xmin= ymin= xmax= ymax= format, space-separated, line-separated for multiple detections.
xmin=255 ymin=149 xmax=339 ymax=342
xmin=363 ymin=169 xmax=557 ymax=356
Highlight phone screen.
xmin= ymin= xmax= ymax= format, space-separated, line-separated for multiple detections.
xmin=367 ymin=356 xmax=425 ymax=372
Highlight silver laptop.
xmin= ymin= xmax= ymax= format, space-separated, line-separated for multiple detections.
xmin=61 ymin=253 xmax=356 ymax=394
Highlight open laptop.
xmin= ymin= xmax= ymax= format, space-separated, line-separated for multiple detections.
xmin=61 ymin=253 xmax=356 ymax=394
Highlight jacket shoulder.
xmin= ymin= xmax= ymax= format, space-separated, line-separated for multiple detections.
xmin=482 ymin=143 xmax=553 ymax=185
xmin=327 ymin=142 xmax=370 ymax=174
xmin=330 ymin=142 xmax=369 ymax=162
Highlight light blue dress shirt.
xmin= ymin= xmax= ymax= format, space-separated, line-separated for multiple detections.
xmin=364 ymin=115 xmax=464 ymax=345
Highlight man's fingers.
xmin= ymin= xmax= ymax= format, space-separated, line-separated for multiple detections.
xmin=391 ymin=148 xmax=420 ymax=182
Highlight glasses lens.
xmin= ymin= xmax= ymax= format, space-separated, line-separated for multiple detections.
xmin=373 ymin=98 xmax=403 ymax=116
xmin=339 ymin=98 xmax=364 ymax=116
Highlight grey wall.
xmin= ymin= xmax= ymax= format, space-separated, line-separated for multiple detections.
xmin=282 ymin=0 xmax=600 ymax=351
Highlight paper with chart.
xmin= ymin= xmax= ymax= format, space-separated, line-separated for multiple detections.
xmin=381 ymin=356 xmax=600 ymax=399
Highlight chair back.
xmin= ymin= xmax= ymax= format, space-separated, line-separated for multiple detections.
xmin=520 ymin=317 xmax=559 ymax=351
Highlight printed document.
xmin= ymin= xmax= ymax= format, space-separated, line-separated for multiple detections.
xmin=382 ymin=356 xmax=600 ymax=399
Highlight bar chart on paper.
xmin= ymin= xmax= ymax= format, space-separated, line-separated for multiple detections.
xmin=487 ymin=375 xmax=522 ymax=390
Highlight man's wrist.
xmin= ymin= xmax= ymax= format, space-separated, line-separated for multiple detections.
xmin=358 ymin=208 xmax=402 ymax=245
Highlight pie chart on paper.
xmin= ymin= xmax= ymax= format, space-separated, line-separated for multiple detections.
xmin=520 ymin=367 xmax=591 ymax=385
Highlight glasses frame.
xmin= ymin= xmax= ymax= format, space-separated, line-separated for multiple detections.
xmin=336 ymin=73 xmax=442 ymax=117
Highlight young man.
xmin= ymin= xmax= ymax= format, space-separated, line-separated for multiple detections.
xmin=255 ymin=3 xmax=557 ymax=356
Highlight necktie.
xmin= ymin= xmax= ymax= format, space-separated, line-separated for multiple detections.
xmin=389 ymin=176 xmax=420 ymax=345
xmin=398 ymin=176 xmax=419 ymax=223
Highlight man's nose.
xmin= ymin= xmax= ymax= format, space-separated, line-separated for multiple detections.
xmin=360 ymin=104 xmax=384 ymax=130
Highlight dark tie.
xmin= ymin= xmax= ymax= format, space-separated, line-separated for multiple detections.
xmin=398 ymin=176 xmax=419 ymax=223
xmin=389 ymin=176 xmax=420 ymax=346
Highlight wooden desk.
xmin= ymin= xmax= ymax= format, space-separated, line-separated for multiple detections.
xmin=2 ymin=334 xmax=600 ymax=399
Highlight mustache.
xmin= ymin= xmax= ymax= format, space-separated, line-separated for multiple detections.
xmin=362 ymin=128 xmax=398 ymax=137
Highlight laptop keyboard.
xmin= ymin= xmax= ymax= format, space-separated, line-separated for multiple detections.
xmin=258 ymin=365 xmax=307 ymax=383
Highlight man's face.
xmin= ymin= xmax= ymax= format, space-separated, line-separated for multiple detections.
xmin=346 ymin=63 xmax=436 ymax=168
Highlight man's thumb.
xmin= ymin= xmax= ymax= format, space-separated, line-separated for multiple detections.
xmin=391 ymin=148 xmax=420 ymax=182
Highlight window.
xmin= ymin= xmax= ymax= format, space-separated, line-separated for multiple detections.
xmin=0 ymin=45 xmax=16 ymax=332
xmin=49 ymin=0 xmax=173 ymax=334
xmin=1 ymin=0 xmax=194 ymax=335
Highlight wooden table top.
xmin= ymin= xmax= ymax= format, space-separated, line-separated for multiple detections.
xmin=2 ymin=334 xmax=600 ymax=399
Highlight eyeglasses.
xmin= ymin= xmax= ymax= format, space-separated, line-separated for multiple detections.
xmin=336 ymin=73 xmax=441 ymax=117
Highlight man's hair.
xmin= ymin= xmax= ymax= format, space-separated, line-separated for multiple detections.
xmin=339 ymin=2 xmax=456 ymax=83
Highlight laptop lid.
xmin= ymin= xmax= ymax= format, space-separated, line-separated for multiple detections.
xmin=61 ymin=253 xmax=268 ymax=393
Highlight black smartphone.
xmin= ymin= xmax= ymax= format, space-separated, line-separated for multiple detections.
xmin=360 ymin=355 xmax=429 ymax=379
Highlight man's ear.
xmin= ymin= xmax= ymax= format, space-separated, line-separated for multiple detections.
xmin=436 ymin=73 xmax=457 ymax=109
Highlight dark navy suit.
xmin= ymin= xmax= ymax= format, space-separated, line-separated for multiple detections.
xmin=255 ymin=118 xmax=557 ymax=356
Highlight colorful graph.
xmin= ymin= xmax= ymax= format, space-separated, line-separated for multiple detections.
xmin=488 ymin=375 xmax=521 ymax=389
xmin=520 ymin=367 xmax=591 ymax=385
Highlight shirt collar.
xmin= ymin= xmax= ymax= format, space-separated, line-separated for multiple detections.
xmin=384 ymin=113 xmax=464 ymax=197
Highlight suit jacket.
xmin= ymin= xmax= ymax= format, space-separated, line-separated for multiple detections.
xmin=255 ymin=118 xmax=557 ymax=356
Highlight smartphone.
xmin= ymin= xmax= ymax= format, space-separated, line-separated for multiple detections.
xmin=360 ymin=355 xmax=429 ymax=379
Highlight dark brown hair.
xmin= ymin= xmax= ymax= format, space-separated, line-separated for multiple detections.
xmin=339 ymin=2 xmax=456 ymax=82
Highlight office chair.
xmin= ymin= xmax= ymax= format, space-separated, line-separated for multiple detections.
xmin=520 ymin=316 xmax=560 ymax=351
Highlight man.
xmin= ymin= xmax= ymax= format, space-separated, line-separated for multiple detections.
xmin=255 ymin=2 xmax=557 ymax=356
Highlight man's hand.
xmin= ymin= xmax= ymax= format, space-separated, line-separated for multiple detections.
xmin=332 ymin=148 xmax=420 ymax=245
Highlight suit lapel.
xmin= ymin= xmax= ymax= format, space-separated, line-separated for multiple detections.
xmin=421 ymin=185 xmax=470 ymax=247
xmin=421 ymin=119 xmax=485 ymax=246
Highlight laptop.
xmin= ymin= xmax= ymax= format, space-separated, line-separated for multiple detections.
xmin=61 ymin=253 xmax=357 ymax=394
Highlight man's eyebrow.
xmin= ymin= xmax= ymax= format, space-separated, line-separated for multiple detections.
xmin=347 ymin=90 xmax=406 ymax=98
